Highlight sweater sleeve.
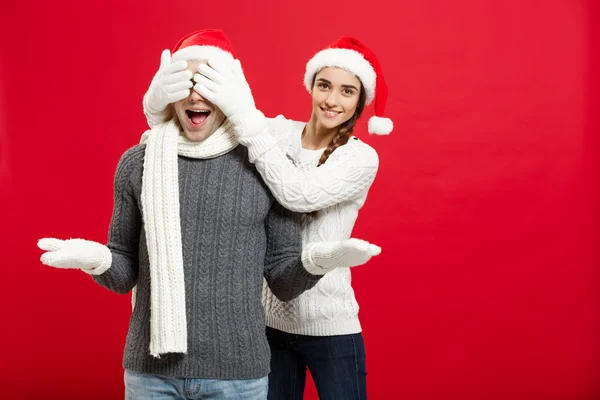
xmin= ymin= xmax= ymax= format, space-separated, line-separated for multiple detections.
xmin=241 ymin=117 xmax=380 ymax=213
xmin=263 ymin=202 xmax=322 ymax=302
xmin=92 ymin=146 xmax=144 ymax=294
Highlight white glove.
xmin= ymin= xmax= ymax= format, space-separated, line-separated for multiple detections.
xmin=303 ymin=238 xmax=382 ymax=275
xmin=37 ymin=238 xmax=112 ymax=276
xmin=193 ymin=59 xmax=266 ymax=136
xmin=143 ymin=49 xmax=193 ymax=115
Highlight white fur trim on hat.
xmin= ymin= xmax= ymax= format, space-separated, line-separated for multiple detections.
xmin=171 ymin=45 xmax=234 ymax=64
xmin=304 ymin=48 xmax=377 ymax=104
xmin=368 ymin=116 xmax=393 ymax=135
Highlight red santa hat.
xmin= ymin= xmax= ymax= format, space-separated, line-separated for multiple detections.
xmin=170 ymin=29 xmax=235 ymax=65
xmin=304 ymin=36 xmax=393 ymax=135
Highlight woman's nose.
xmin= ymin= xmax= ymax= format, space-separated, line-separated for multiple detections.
xmin=324 ymin=93 xmax=338 ymax=108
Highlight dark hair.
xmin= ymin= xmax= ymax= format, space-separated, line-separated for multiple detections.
xmin=313 ymin=74 xmax=367 ymax=166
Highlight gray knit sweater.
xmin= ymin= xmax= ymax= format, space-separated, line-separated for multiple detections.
xmin=92 ymin=144 xmax=321 ymax=379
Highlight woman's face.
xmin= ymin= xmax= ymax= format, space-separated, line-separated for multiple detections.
xmin=311 ymin=67 xmax=362 ymax=131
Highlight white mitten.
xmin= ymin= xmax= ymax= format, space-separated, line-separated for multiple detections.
xmin=37 ymin=238 xmax=112 ymax=276
xmin=143 ymin=49 xmax=193 ymax=123
xmin=193 ymin=59 xmax=266 ymax=137
xmin=302 ymin=238 xmax=382 ymax=275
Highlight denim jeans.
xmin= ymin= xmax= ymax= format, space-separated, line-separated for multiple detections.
xmin=266 ymin=327 xmax=367 ymax=400
xmin=124 ymin=370 xmax=268 ymax=399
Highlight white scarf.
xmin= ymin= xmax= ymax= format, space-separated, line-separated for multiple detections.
xmin=137 ymin=118 xmax=238 ymax=357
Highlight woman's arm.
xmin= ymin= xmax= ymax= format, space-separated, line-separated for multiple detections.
xmin=241 ymin=120 xmax=379 ymax=213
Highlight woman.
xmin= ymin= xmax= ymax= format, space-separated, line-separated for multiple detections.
xmin=143 ymin=35 xmax=392 ymax=399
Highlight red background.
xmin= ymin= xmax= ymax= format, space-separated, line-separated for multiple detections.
xmin=1 ymin=0 xmax=599 ymax=399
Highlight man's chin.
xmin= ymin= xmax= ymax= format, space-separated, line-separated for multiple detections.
xmin=183 ymin=129 xmax=211 ymax=143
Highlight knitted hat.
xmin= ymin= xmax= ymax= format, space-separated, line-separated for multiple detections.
xmin=304 ymin=36 xmax=393 ymax=135
xmin=170 ymin=29 xmax=235 ymax=65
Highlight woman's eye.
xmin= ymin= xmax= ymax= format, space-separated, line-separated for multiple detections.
xmin=318 ymin=83 xmax=329 ymax=89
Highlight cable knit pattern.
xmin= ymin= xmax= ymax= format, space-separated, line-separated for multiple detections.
xmin=137 ymin=118 xmax=239 ymax=356
xmin=257 ymin=115 xmax=379 ymax=336
xmin=245 ymin=115 xmax=379 ymax=213
xmin=92 ymin=142 xmax=322 ymax=379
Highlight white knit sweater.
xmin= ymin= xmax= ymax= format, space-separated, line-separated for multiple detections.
xmin=250 ymin=115 xmax=380 ymax=336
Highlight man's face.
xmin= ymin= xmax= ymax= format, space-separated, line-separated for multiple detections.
xmin=173 ymin=60 xmax=226 ymax=142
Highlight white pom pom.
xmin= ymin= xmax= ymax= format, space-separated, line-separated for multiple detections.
xmin=368 ymin=116 xmax=393 ymax=135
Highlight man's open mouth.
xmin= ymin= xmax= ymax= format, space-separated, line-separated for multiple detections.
xmin=186 ymin=109 xmax=211 ymax=125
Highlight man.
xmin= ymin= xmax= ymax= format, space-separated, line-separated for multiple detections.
xmin=37 ymin=29 xmax=380 ymax=399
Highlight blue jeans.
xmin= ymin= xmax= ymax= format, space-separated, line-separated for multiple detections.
xmin=124 ymin=370 xmax=268 ymax=399
xmin=266 ymin=327 xmax=367 ymax=400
